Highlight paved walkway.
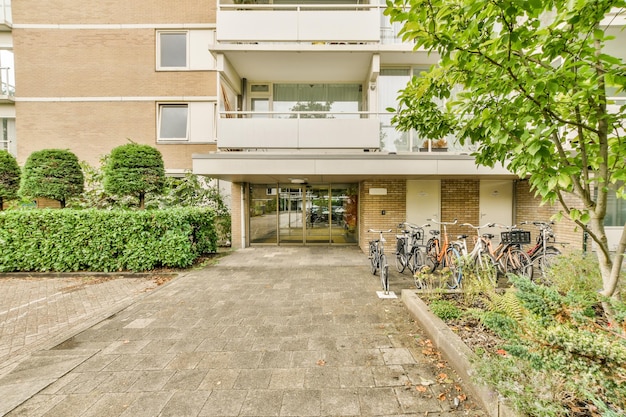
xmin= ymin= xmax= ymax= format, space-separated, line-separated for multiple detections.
xmin=1 ymin=247 xmax=487 ymax=416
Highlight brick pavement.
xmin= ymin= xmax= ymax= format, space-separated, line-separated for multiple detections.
xmin=0 ymin=274 xmax=171 ymax=378
xmin=0 ymin=247 xmax=488 ymax=416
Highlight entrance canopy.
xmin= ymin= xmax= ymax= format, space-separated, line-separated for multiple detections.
xmin=192 ymin=152 xmax=514 ymax=184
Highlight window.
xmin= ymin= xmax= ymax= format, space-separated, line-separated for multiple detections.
xmin=157 ymin=30 xmax=216 ymax=71
xmin=159 ymin=104 xmax=188 ymax=140
xmin=604 ymin=183 xmax=626 ymax=227
xmin=158 ymin=102 xmax=216 ymax=143
xmin=158 ymin=32 xmax=187 ymax=69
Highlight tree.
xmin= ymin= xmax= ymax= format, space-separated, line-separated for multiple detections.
xmin=386 ymin=0 xmax=626 ymax=298
xmin=0 ymin=150 xmax=20 ymax=210
xmin=20 ymin=149 xmax=84 ymax=208
xmin=104 ymin=142 xmax=165 ymax=209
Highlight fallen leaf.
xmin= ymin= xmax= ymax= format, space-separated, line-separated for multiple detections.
xmin=316 ymin=359 xmax=326 ymax=366
xmin=438 ymin=393 xmax=446 ymax=401
xmin=457 ymin=394 xmax=467 ymax=402
xmin=416 ymin=385 xmax=428 ymax=392
xmin=435 ymin=362 xmax=446 ymax=368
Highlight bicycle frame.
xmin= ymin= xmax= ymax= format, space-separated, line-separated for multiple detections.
xmin=425 ymin=218 xmax=463 ymax=288
xmin=368 ymin=228 xmax=392 ymax=293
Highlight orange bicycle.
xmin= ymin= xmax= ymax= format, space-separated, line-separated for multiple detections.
xmin=424 ymin=219 xmax=463 ymax=289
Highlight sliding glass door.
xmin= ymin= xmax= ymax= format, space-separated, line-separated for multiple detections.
xmin=249 ymin=183 xmax=358 ymax=245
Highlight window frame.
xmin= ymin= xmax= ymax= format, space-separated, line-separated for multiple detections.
xmin=157 ymin=103 xmax=189 ymax=142
xmin=157 ymin=30 xmax=189 ymax=70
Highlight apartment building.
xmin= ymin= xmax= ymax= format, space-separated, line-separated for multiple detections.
xmin=11 ymin=1 xmax=218 ymax=175
xmin=7 ymin=1 xmax=625 ymax=252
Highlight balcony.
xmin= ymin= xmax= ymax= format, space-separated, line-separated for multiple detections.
xmin=217 ymin=111 xmax=380 ymax=151
xmin=217 ymin=2 xmax=380 ymax=43
xmin=0 ymin=0 xmax=10 ymax=31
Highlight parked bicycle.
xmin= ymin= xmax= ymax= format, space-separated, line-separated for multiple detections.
xmin=521 ymin=220 xmax=563 ymax=279
xmin=395 ymin=222 xmax=429 ymax=275
xmin=368 ymin=228 xmax=392 ymax=294
xmin=423 ymin=219 xmax=463 ymax=289
xmin=483 ymin=224 xmax=534 ymax=279
xmin=455 ymin=222 xmax=498 ymax=286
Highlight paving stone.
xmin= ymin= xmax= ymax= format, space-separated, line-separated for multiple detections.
xmin=0 ymin=247 xmax=488 ymax=417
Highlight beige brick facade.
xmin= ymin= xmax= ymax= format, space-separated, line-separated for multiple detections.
xmin=13 ymin=1 xmax=216 ymax=25
xmin=13 ymin=29 xmax=217 ymax=99
xmin=358 ymin=179 xmax=406 ymax=251
xmin=230 ymin=182 xmax=244 ymax=249
xmin=15 ymin=102 xmax=216 ymax=169
xmin=514 ymin=180 xmax=584 ymax=252
xmin=12 ymin=0 xmax=218 ymax=171
xmin=441 ymin=179 xmax=480 ymax=238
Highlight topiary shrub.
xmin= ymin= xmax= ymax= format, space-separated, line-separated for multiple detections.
xmin=104 ymin=142 xmax=165 ymax=209
xmin=20 ymin=149 xmax=84 ymax=208
xmin=0 ymin=150 xmax=20 ymax=210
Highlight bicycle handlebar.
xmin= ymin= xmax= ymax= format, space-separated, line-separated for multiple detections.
xmin=399 ymin=221 xmax=430 ymax=230
xmin=461 ymin=222 xmax=495 ymax=230
xmin=493 ymin=223 xmax=519 ymax=230
xmin=521 ymin=220 xmax=555 ymax=228
xmin=426 ymin=218 xmax=457 ymax=225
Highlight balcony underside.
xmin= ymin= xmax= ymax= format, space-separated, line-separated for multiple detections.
xmin=192 ymin=152 xmax=515 ymax=183
xmin=215 ymin=48 xmax=437 ymax=83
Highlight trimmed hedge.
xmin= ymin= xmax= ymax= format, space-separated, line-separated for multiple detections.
xmin=0 ymin=208 xmax=217 ymax=272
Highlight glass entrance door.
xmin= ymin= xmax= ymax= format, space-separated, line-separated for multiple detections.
xmin=249 ymin=183 xmax=358 ymax=245
xmin=306 ymin=185 xmax=331 ymax=244
xmin=278 ymin=187 xmax=305 ymax=244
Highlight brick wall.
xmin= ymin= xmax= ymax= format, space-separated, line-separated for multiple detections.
xmin=441 ymin=179 xmax=480 ymax=238
xmin=230 ymin=182 xmax=244 ymax=249
xmin=514 ymin=180 xmax=583 ymax=252
xmin=36 ymin=197 xmax=61 ymax=209
xmin=13 ymin=29 xmax=218 ymax=98
xmin=359 ymin=179 xmax=406 ymax=252
xmin=15 ymin=102 xmax=216 ymax=170
xmin=13 ymin=1 xmax=216 ymax=25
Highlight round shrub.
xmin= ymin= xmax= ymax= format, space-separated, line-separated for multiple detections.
xmin=0 ymin=150 xmax=20 ymax=210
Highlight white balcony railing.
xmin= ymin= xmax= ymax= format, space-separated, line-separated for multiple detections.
xmin=218 ymin=111 xmax=380 ymax=150
xmin=0 ymin=66 xmax=14 ymax=97
xmin=217 ymin=3 xmax=380 ymax=43
xmin=216 ymin=111 xmax=479 ymax=153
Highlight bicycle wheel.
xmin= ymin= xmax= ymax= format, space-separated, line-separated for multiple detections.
xmin=444 ymin=246 xmax=463 ymax=289
xmin=408 ymin=248 xmax=426 ymax=274
xmin=395 ymin=239 xmax=407 ymax=273
xmin=534 ymin=247 xmax=561 ymax=281
xmin=412 ymin=250 xmax=428 ymax=289
xmin=505 ymin=248 xmax=533 ymax=279
xmin=474 ymin=253 xmax=497 ymax=287
xmin=380 ymin=254 xmax=389 ymax=293
xmin=369 ymin=243 xmax=378 ymax=275
xmin=424 ymin=239 xmax=438 ymax=272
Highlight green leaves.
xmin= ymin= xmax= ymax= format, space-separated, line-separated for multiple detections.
xmin=104 ymin=143 xmax=165 ymax=209
xmin=0 ymin=208 xmax=217 ymax=272
xmin=20 ymin=149 xmax=84 ymax=207
xmin=0 ymin=150 xmax=20 ymax=208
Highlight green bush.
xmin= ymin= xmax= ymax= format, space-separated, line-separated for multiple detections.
xmin=104 ymin=143 xmax=165 ymax=209
xmin=429 ymin=299 xmax=462 ymax=320
xmin=0 ymin=208 xmax=217 ymax=272
xmin=20 ymin=149 xmax=84 ymax=208
xmin=0 ymin=150 xmax=20 ymax=210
